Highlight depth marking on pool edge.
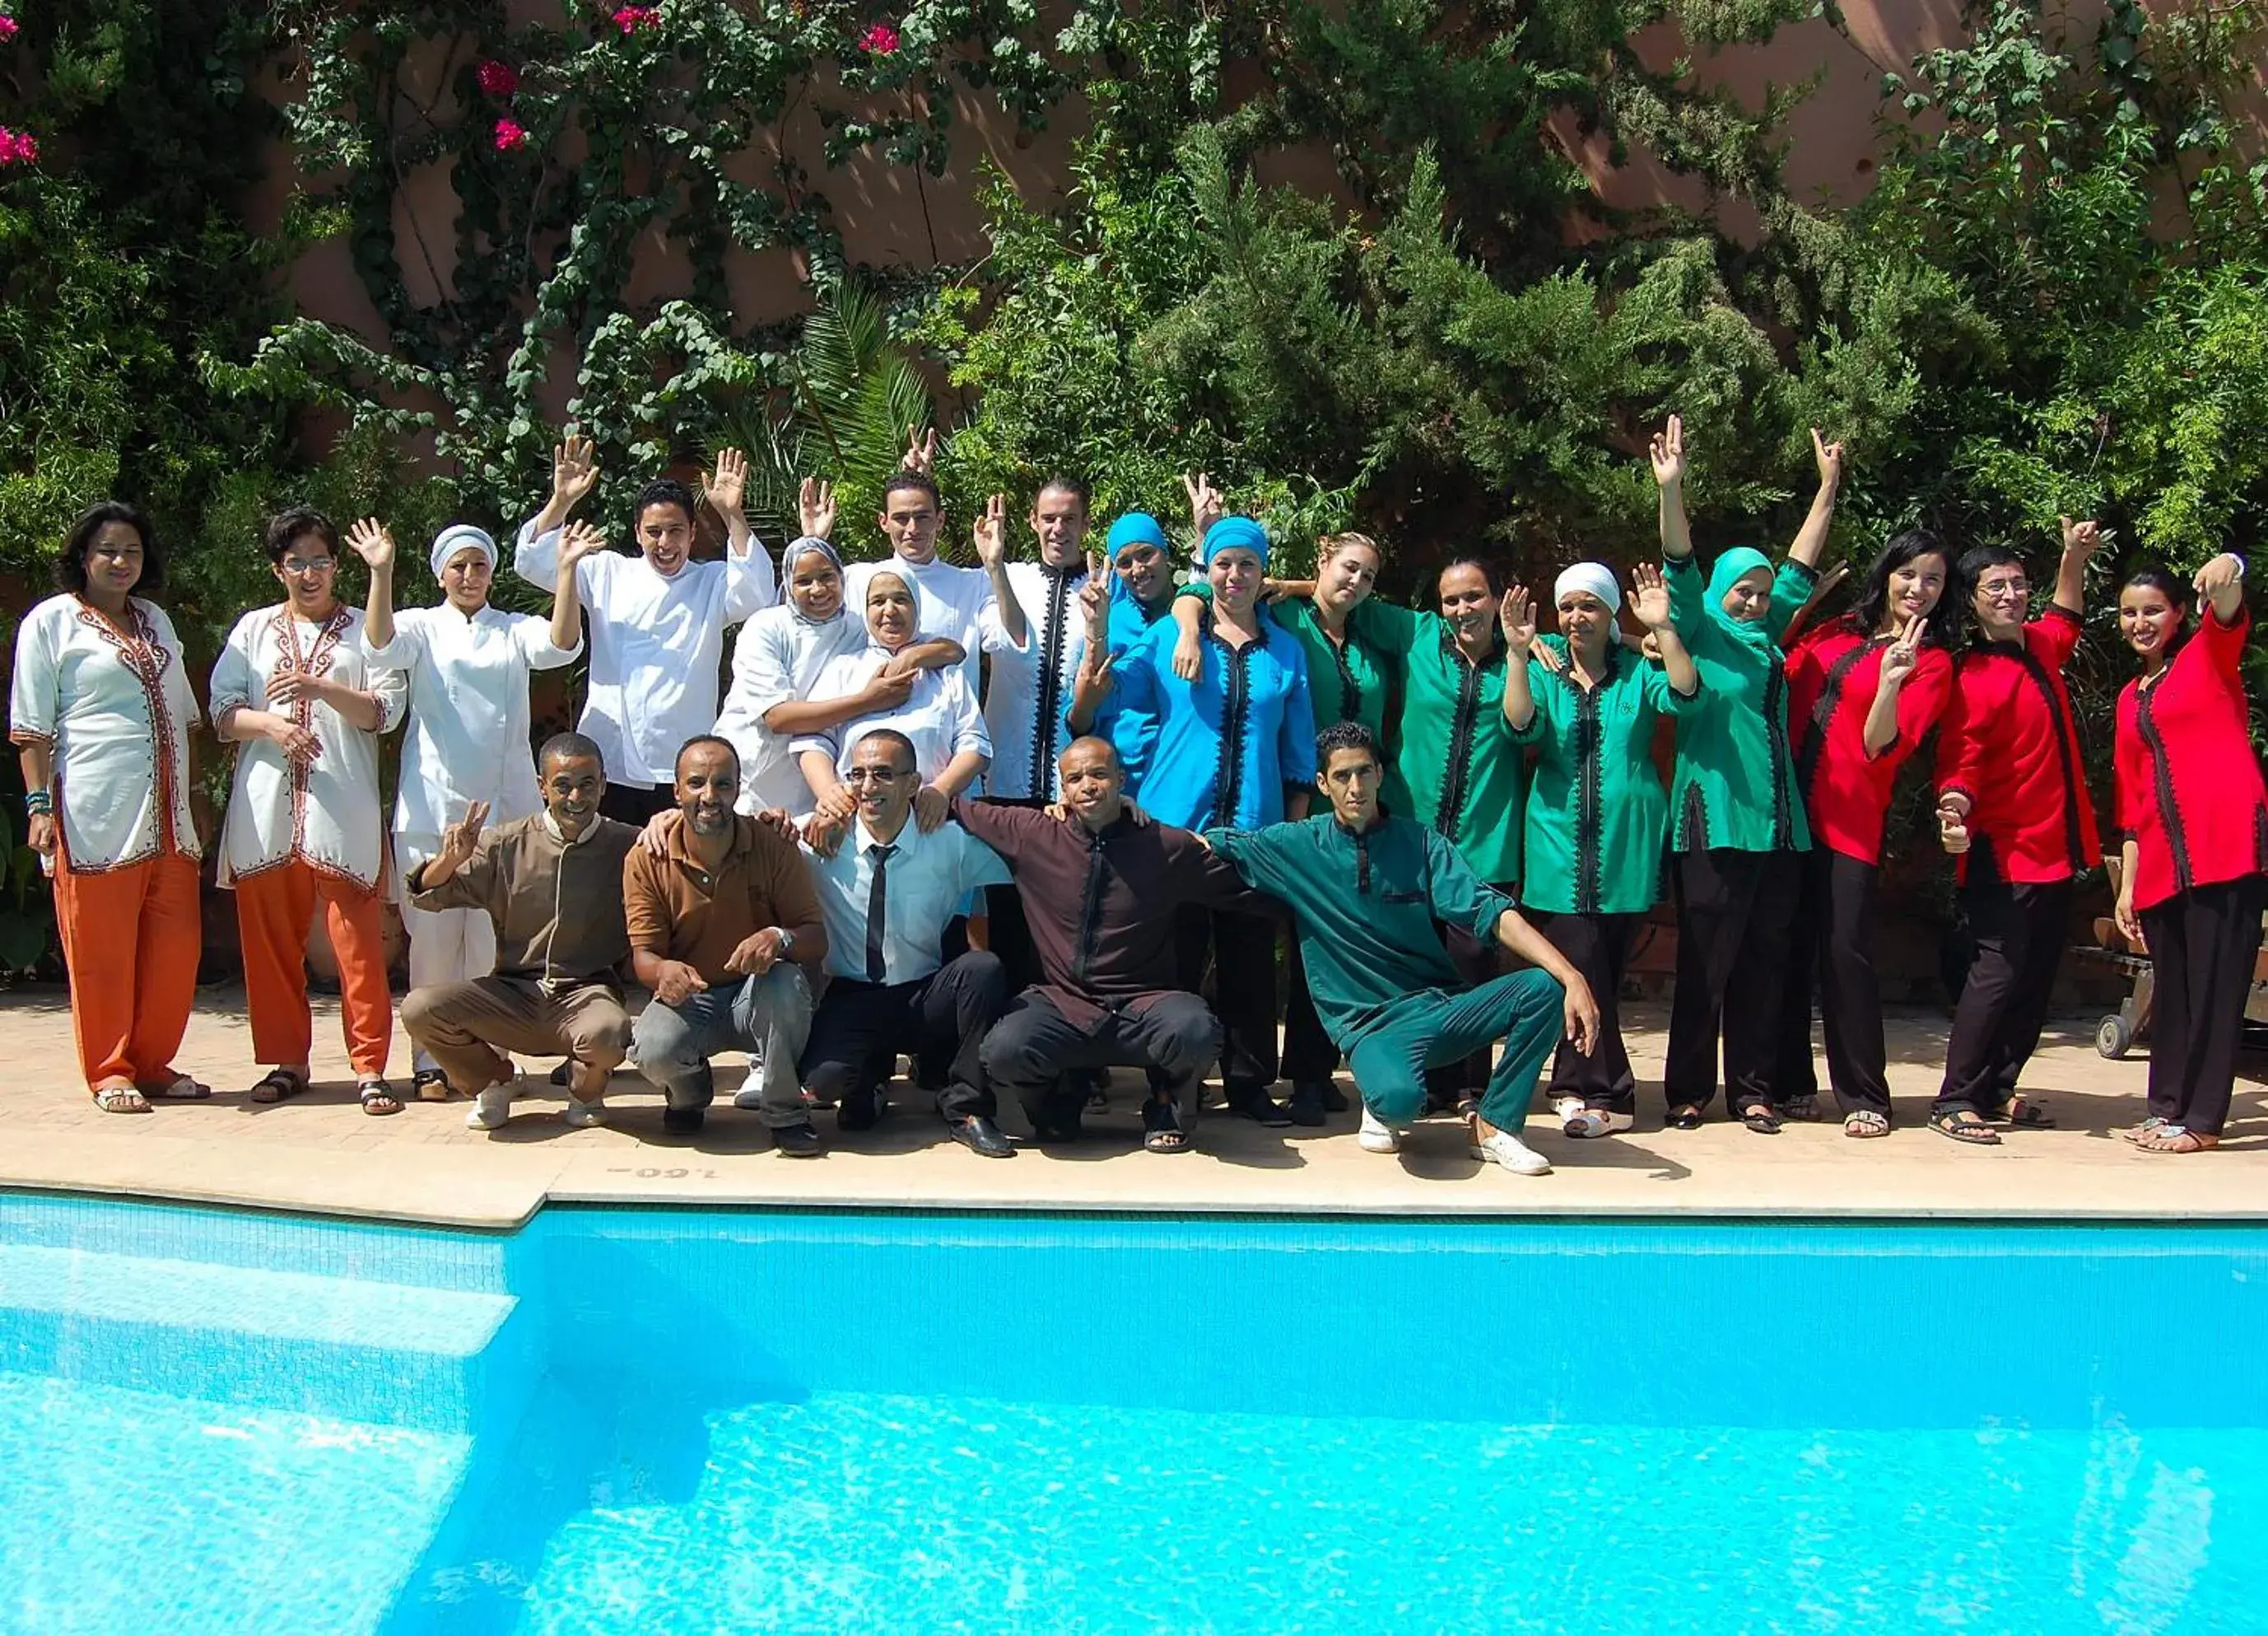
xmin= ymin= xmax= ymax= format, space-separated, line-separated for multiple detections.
xmin=605 ymin=1168 xmax=722 ymax=1181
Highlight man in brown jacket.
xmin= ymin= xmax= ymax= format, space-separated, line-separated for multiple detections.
xmin=401 ymin=732 xmax=640 ymax=1130
xmin=626 ymin=736 xmax=830 ymax=1148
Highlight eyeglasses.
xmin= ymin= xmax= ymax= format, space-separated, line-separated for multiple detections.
xmin=282 ymin=557 xmax=335 ymax=576
xmin=1977 ymin=579 xmax=2029 ymax=600
xmin=843 ymin=767 xmax=913 ymax=784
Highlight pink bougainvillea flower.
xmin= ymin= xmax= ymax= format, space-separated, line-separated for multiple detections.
xmin=0 ymin=15 xmax=19 ymax=41
xmin=612 ymin=5 xmax=659 ymax=33
xmin=859 ymin=21 xmax=901 ymax=54
xmin=493 ymin=118 xmax=529 ymax=153
xmin=475 ymin=59 xmax=519 ymax=97
xmin=0 ymin=128 xmax=36 ymax=165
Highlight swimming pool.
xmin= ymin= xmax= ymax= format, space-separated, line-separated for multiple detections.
xmin=2 ymin=1192 xmax=2264 ymax=1634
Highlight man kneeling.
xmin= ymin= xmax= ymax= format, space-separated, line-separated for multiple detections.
xmin=401 ymin=733 xmax=639 ymax=1130
xmin=626 ymin=737 xmax=828 ymax=1149
xmin=800 ymin=729 xmax=1018 ymax=1157
xmin=1204 ymin=722 xmax=1600 ymax=1175
xmin=957 ymin=736 xmax=1263 ymax=1154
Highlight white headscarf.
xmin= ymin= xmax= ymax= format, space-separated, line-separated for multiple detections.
xmin=860 ymin=564 xmax=926 ymax=653
xmin=1553 ymin=561 xmax=1623 ymax=615
xmin=430 ymin=524 xmax=498 ymax=584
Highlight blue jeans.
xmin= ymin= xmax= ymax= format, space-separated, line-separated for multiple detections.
xmin=631 ymin=965 xmax=813 ymax=1127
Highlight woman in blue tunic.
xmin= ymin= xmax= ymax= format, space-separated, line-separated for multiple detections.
xmin=1069 ymin=515 xmax=1317 ymax=1123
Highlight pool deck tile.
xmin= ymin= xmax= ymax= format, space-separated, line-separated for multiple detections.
xmin=2 ymin=988 xmax=2263 ymax=1229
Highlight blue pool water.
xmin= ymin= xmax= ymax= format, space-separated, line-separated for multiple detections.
xmin=2 ymin=1195 xmax=2265 ymax=1634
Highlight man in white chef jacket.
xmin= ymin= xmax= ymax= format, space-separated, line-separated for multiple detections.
xmin=515 ymin=433 xmax=777 ymax=825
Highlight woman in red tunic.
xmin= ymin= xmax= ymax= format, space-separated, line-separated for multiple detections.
xmin=1777 ymin=531 xmax=1959 ymax=1136
xmin=2112 ymin=552 xmax=2266 ymax=1153
xmin=1926 ymin=520 xmax=2105 ymax=1144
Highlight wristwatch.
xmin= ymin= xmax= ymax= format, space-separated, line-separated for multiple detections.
xmin=775 ymin=927 xmax=797 ymax=958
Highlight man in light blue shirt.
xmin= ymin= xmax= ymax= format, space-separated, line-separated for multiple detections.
xmin=800 ymin=728 xmax=1018 ymax=1157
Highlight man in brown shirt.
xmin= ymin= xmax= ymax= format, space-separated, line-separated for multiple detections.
xmin=401 ymin=733 xmax=640 ymax=1130
xmin=626 ymin=736 xmax=829 ymax=1147
xmin=954 ymin=736 xmax=1265 ymax=1153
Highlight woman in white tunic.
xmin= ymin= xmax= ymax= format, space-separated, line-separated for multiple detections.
xmin=794 ymin=569 xmax=990 ymax=832
xmin=9 ymin=502 xmax=207 ymax=1112
xmin=352 ymin=515 xmax=594 ymax=1097
xmin=210 ymin=507 xmax=410 ymax=1112
xmin=712 ymin=481 xmax=967 ymax=816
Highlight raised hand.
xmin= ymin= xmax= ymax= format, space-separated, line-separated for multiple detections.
xmin=1812 ymin=427 xmax=1844 ymax=491
xmin=703 ymin=447 xmax=750 ymax=520
xmin=1630 ymin=562 xmax=1674 ymax=631
xmin=799 ymin=477 xmax=836 ymax=541
xmin=431 ymin=799 xmax=490 ymax=877
xmin=2194 ymin=552 xmax=2244 ymax=599
xmin=972 ymin=493 xmax=1011 ymax=568
xmin=901 ymin=423 xmax=939 ymax=474
xmin=1879 ymin=613 xmax=1925 ymax=686
xmin=557 ymin=519 xmax=608 ymax=576
xmin=1498 ymin=584 xmax=1538 ymax=657
xmin=1181 ymin=471 xmax=1223 ymax=537
xmin=2061 ymin=516 xmax=2103 ymax=557
xmin=1648 ymin=416 xmax=1685 ymax=489
xmin=344 ymin=518 xmax=395 ymax=574
xmin=552 ymin=433 xmax=599 ymax=513
xmin=1079 ymin=555 xmax=1111 ymax=643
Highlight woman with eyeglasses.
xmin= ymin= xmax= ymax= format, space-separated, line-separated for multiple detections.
xmin=211 ymin=508 xmax=409 ymax=1114
xmin=2110 ymin=550 xmax=2266 ymax=1154
xmin=1925 ymin=520 xmax=2104 ymax=1144
xmin=9 ymin=501 xmax=209 ymax=1113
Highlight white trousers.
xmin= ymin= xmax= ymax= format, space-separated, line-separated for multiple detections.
xmin=398 ymin=835 xmax=498 ymax=1074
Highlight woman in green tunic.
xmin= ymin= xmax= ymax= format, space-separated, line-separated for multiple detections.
xmin=1504 ymin=559 xmax=1699 ymax=1136
xmin=1652 ymin=415 xmax=1842 ymax=1133
xmin=1171 ymin=532 xmax=1398 ymax=1121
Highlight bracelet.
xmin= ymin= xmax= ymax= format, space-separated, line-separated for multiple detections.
xmin=24 ymin=790 xmax=53 ymax=815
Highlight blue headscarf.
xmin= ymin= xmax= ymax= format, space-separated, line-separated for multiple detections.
xmin=1704 ymin=548 xmax=1778 ymax=652
xmin=1201 ymin=515 xmax=1269 ymax=570
xmin=1106 ymin=513 xmax=1168 ymax=553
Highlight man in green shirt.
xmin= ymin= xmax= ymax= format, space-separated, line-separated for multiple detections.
xmin=1203 ymin=722 xmax=1600 ymax=1176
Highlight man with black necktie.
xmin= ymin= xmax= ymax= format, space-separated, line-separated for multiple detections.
xmin=799 ymin=729 xmax=1018 ymax=1156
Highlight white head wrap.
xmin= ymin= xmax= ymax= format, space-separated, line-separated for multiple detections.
xmin=431 ymin=524 xmax=498 ymax=583
xmin=861 ymin=565 xmax=927 ymax=652
xmin=1553 ymin=561 xmax=1622 ymax=616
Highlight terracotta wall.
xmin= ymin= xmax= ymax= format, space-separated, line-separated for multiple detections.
xmin=249 ymin=0 xmax=2128 ymax=421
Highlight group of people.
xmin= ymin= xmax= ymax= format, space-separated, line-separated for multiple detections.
xmin=11 ymin=416 xmax=2264 ymax=1169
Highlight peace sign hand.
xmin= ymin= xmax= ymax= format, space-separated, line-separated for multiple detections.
xmin=1879 ymin=613 xmax=1925 ymax=685
xmin=1498 ymin=584 xmax=1537 ymax=657
xmin=972 ymin=494 xmax=1011 ymax=568
xmin=428 ymin=799 xmax=491 ymax=882
xmin=1181 ymin=471 xmax=1224 ymax=537
xmin=1648 ymin=416 xmax=1685 ymax=489
xmin=901 ymin=424 xmax=939 ymax=475
xmin=799 ymin=477 xmax=836 ymax=541
xmin=1812 ymin=427 xmax=1845 ymax=491
xmin=1078 ymin=556 xmax=1112 ymax=645
xmin=344 ymin=518 xmax=396 ymax=574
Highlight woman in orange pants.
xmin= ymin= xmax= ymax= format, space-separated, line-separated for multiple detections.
xmin=210 ymin=507 xmax=408 ymax=1112
xmin=9 ymin=502 xmax=209 ymax=1112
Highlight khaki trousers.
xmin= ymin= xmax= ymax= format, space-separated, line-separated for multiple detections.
xmin=399 ymin=976 xmax=631 ymax=1098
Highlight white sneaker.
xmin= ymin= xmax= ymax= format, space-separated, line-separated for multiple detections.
xmin=1551 ymin=1093 xmax=1585 ymax=1125
xmin=465 ymin=1074 xmax=519 ymax=1131
xmin=562 ymin=1097 xmax=608 ymax=1129
xmin=1358 ymin=1105 xmax=1403 ymax=1154
xmin=1564 ymin=1107 xmax=1636 ymax=1139
xmin=1470 ymin=1128 xmax=1552 ymax=1175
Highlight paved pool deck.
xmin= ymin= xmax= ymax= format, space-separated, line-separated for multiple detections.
xmin=2 ymin=986 xmax=2262 ymax=1230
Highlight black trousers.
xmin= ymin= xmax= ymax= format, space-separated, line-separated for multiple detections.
xmin=1934 ymin=877 xmax=2072 ymax=1116
xmin=980 ymin=990 xmax=1222 ymax=1130
xmin=798 ymin=952 xmax=1009 ymax=1122
xmin=1172 ymin=903 xmax=1280 ymax=1093
xmin=1665 ymin=847 xmax=1800 ymax=1113
xmin=1534 ymin=911 xmax=1641 ymax=1113
xmin=2140 ymin=873 xmax=2267 ymax=1137
xmin=598 ymin=781 xmax=673 ymax=825
xmin=1777 ymin=847 xmax=1891 ymax=1117
xmin=1281 ymin=935 xmax=1341 ymax=1085
xmin=979 ymin=797 xmax=1050 ymax=994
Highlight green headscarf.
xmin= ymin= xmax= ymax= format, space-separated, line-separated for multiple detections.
xmin=1704 ymin=548 xmax=1779 ymax=653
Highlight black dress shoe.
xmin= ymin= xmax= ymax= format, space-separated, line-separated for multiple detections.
xmin=1287 ymin=1081 xmax=1333 ymax=1126
xmin=836 ymin=1089 xmax=881 ymax=1132
xmin=950 ymin=1116 xmax=1016 ymax=1158
xmin=661 ymin=1105 xmax=706 ymax=1135
xmin=1225 ymin=1083 xmax=1293 ymax=1127
xmin=774 ymin=1121 xmax=823 ymax=1158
